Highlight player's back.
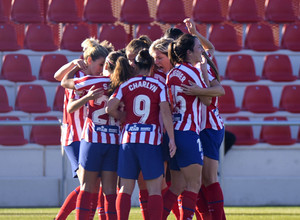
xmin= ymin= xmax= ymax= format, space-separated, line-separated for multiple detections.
xmin=167 ymin=63 xmax=206 ymax=133
xmin=120 ymin=76 xmax=166 ymax=125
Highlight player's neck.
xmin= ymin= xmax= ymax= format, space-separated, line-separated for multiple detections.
xmin=136 ymin=69 xmax=150 ymax=76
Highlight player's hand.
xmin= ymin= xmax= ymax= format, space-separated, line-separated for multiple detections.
xmin=200 ymin=54 xmax=207 ymax=66
xmin=169 ymin=139 xmax=177 ymax=158
xmin=181 ymin=81 xmax=201 ymax=96
xmin=86 ymin=85 xmax=104 ymax=100
xmin=183 ymin=18 xmax=197 ymax=35
xmin=119 ymin=111 xmax=127 ymax=124
xmin=72 ymin=59 xmax=88 ymax=71
xmin=119 ymin=101 xmax=125 ymax=112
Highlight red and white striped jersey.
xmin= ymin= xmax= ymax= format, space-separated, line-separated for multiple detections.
xmin=113 ymin=76 xmax=168 ymax=145
xmin=201 ymin=67 xmax=224 ymax=130
xmin=153 ymin=69 xmax=167 ymax=83
xmin=61 ymin=71 xmax=87 ymax=146
xmin=167 ymin=63 xmax=207 ymax=134
xmin=74 ymin=75 xmax=119 ymax=144
xmin=152 ymin=69 xmax=169 ymax=132
xmin=195 ymin=52 xmax=224 ymax=131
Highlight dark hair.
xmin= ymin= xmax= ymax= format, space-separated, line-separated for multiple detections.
xmin=134 ymin=49 xmax=154 ymax=71
xmin=202 ymin=52 xmax=220 ymax=82
xmin=108 ymin=56 xmax=134 ymax=96
xmin=163 ymin=27 xmax=184 ymax=40
xmin=168 ymin=33 xmax=196 ymax=66
xmin=106 ymin=50 xmax=126 ymax=72
xmin=126 ymin=35 xmax=152 ymax=55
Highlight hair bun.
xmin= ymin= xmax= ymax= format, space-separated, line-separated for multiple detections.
xmin=135 ymin=49 xmax=151 ymax=64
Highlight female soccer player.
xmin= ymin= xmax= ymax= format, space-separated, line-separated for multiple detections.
xmin=60 ymin=40 xmax=121 ymax=220
xmin=106 ymin=49 xmax=176 ymax=220
xmin=182 ymin=18 xmax=226 ymax=220
xmin=149 ymin=37 xmax=182 ymax=219
xmin=162 ymin=33 xmax=212 ymax=220
xmin=124 ymin=36 xmax=154 ymax=220
xmin=54 ymin=38 xmax=108 ymax=220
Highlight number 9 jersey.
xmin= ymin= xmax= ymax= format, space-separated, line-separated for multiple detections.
xmin=112 ymin=76 xmax=168 ymax=145
xmin=73 ymin=75 xmax=119 ymax=144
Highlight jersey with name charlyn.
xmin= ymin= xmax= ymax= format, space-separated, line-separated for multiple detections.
xmin=112 ymin=76 xmax=168 ymax=145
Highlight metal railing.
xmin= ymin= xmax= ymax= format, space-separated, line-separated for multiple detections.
xmin=0 ymin=119 xmax=299 ymax=204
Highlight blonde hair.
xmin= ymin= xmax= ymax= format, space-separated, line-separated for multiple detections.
xmin=100 ymin=40 xmax=115 ymax=53
xmin=81 ymin=37 xmax=109 ymax=61
xmin=149 ymin=37 xmax=174 ymax=56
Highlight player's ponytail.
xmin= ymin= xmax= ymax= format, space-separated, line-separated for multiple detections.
xmin=168 ymin=41 xmax=179 ymax=66
xmin=108 ymin=56 xmax=134 ymax=96
xmin=202 ymin=52 xmax=220 ymax=82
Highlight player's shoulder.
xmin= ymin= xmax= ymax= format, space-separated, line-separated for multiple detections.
xmin=82 ymin=75 xmax=110 ymax=81
xmin=144 ymin=76 xmax=166 ymax=88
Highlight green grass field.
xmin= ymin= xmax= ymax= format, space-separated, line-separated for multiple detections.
xmin=0 ymin=207 xmax=300 ymax=220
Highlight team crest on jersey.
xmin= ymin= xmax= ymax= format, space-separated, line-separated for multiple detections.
xmin=212 ymin=108 xmax=220 ymax=117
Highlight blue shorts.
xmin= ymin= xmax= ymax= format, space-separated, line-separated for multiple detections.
xmin=64 ymin=141 xmax=80 ymax=178
xmin=170 ymin=130 xmax=203 ymax=171
xmin=118 ymin=143 xmax=164 ymax=180
xmin=161 ymin=132 xmax=170 ymax=162
xmin=79 ymin=140 xmax=119 ymax=174
xmin=200 ymin=128 xmax=224 ymax=161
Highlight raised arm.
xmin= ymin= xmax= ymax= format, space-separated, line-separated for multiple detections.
xmin=54 ymin=59 xmax=87 ymax=81
xmin=61 ymin=65 xmax=81 ymax=89
xmin=67 ymin=86 xmax=104 ymax=113
xmin=184 ymin=18 xmax=215 ymax=57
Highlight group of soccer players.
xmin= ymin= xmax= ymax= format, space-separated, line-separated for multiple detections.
xmin=54 ymin=18 xmax=226 ymax=220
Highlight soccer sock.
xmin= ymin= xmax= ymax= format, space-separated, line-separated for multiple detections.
xmin=195 ymin=185 xmax=211 ymax=220
xmin=205 ymin=182 xmax=225 ymax=220
xmin=171 ymin=195 xmax=181 ymax=220
xmin=139 ymin=189 xmax=149 ymax=220
xmin=161 ymin=186 xmax=169 ymax=197
xmin=105 ymin=194 xmax=117 ymax=220
xmin=222 ymin=210 xmax=226 ymax=220
xmin=162 ymin=189 xmax=178 ymax=220
xmin=97 ymin=187 xmax=106 ymax=220
xmin=180 ymin=190 xmax=198 ymax=220
xmin=195 ymin=209 xmax=202 ymax=220
xmin=89 ymin=192 xmax=98 ymax=220
xmin=55 ymin=185 xmax=80 ymax=220
xmin=148 ymin=195 xmax=163 ymax=220
xmin=116 ymin=193 xmax=131 ymax=220
xmin=76 ymin=190 xmax=92 ymax=220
